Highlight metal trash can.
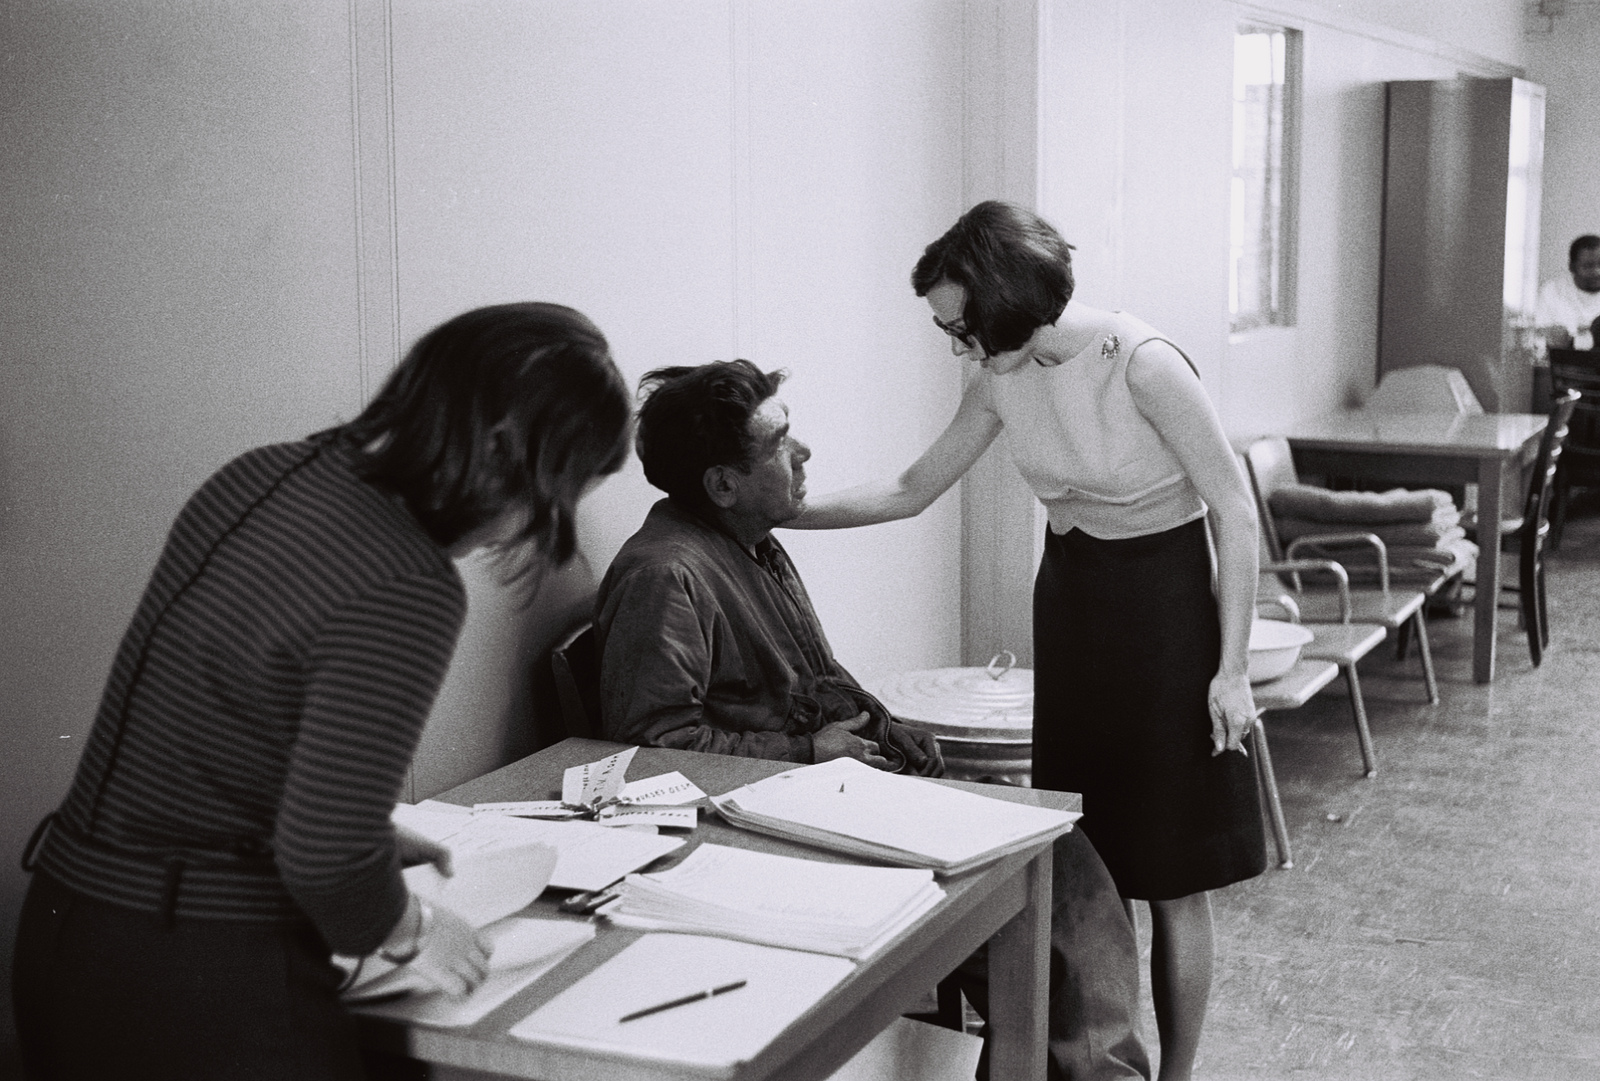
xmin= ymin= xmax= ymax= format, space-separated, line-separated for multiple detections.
xmin=866 ymin=653 xmax=1033 ymax=787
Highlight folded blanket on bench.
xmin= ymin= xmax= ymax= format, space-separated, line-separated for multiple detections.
xmin=1268 ymin=484 xmax=1454 ymax=524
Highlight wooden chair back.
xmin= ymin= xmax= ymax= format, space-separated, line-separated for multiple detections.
xmin=1524 ymin=389 xmax=1581 ymax=533
xmin=1549 ymin=358 xmax=1600 ymax=548
xmin=1517 ymin=389 xmax=1580 ymax=668
xmin=550 ymin=622 xmax=601 ymax=741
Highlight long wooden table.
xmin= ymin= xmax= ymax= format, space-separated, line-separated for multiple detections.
xmin=1280 ymin=410 xmax=1547 ymax=683
xmin=359 ymin=738 xmax=1078 ymax=1081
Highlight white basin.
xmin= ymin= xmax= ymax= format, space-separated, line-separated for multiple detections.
xmin=1248 ymin=619 xmax=1315 ymax=683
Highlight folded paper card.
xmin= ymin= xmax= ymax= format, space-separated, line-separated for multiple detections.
xmin=470 ymin=756 xmax=706 ymax=828
xmin=563 ymin=746 xmax=638 ymax=810
xmin=508 ymin=933 xmax=854 ymax=1076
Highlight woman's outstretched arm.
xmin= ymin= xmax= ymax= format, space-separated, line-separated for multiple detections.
xmin=790 ymin=378 xmax=1003 ymax=529
xmin=1125 ymin=340 xmax=1260 ymax=755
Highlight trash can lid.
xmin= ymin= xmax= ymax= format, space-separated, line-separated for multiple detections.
xmin=864 ymin=652 xmax=1033 ymax=742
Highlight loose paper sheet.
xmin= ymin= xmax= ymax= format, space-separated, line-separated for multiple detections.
xmin=343 ymin=917 xmax=595 ymax=1028
xmin=401 ymin=841 xmax=557 ymax=929
xmin=393 ymin=802 xmax=685 ymax=892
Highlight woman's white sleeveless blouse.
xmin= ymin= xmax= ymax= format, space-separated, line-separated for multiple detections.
xmin=979 ymin=311 xmax=1208 ymax=540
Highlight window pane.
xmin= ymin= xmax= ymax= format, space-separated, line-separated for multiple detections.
xmin=1230 ymin=25 xmax=1298 ymax=332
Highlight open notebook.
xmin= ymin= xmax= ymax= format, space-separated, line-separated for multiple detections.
xmin=509 ymin=933 xmax=855 ymax=1076
xmin=710 ymin=757 xmax=1079 ymax=874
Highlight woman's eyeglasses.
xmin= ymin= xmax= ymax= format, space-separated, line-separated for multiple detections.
xmin=932 ymin=315 xmax=977 ymax=348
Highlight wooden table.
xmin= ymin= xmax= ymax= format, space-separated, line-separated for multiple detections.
xmin=360 ymin=738 xmax=1077 ymax=1081
xmin=1280 ymin=411 xmax=1547 ymax=683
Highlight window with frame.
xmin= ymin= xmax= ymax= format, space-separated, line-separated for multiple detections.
xmin=1230 ymin=24 xmax=1301 ymax=333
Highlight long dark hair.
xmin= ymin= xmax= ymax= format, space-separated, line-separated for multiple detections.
xmin=912 ymin=200 xmax=1076 ymax=355
xmin=330 ymin=302 xmax=631 ymax=569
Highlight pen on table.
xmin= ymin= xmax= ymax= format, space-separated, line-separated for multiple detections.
xmin=618 ymin=980 xmax=748 ymax=1023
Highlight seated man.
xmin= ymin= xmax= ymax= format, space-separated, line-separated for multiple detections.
xmin=1536 ymin=234 xmax=1600 ymax=350
xmin=596 ymin=360 xmax=1150 ymax=1081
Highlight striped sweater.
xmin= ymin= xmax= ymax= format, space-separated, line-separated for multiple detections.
xmin=36 ymin=439 xmax=466 ymax=956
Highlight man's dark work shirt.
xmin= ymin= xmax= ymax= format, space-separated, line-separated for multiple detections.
xmin=596 ymin=499 xmax=896 ymax=763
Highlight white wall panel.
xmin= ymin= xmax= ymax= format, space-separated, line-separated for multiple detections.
xmin=0 ymin=0 xmax=363 ymax=1050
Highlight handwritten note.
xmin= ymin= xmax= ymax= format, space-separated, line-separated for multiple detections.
xmin=595 ymin=805 xmax=699 ymax=830
xmin=472 ymin=800 xmax=584 ymax=819
xmin=617 ymin=772 xmax=706 ymax=806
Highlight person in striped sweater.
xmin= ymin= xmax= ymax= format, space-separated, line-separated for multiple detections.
xmin=13 ymin=302 xmax=631 ymax=1080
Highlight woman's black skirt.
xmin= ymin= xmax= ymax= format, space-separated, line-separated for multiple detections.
xmin=1032 ymin=517 xmax=1267 ymax=900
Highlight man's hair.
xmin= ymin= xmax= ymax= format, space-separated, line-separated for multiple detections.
xmin=331 ymin=302 xmax=631 ymax=568
xmin=1570 ymin=235 xmax=1600 ymax=266
xmin=635 ymin=360 xmax=786 ymax=513
xmin=911 ymin=200 xmax=1076 ymax=355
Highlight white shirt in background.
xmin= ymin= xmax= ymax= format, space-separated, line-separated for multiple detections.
xmin=1535 ymin=275 xmax=1600 ymax=348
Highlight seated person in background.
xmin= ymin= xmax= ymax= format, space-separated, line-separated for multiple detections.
xmin=596 ymin=360 xmax=1150 ymax=1081
xmin=1536 ymin=234 xmax=1600 ymax=349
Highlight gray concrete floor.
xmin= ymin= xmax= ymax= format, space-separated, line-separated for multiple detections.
xmin=1149 ymin=498 xmax=1600 ymax=1080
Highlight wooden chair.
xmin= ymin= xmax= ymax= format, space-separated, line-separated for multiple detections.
xmin=1549 ymin=357 xmax=1600 ymax=551
xmin=1242 ymin=437 xmax=1441 ymax=704
xmin=550 ymin=621 xmax=601 ymax=740
xmin=1469 ymin=388 xmax=1580 ymax=667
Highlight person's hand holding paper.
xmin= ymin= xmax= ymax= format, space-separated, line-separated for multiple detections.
xmin=345 ymin=830 xmax=558 ymax=998
xmin=343 ymin=841 xmax=559 ymax=1001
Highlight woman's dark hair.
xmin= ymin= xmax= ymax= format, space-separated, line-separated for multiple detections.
xmin=330 ymin=302 xmax=630 ymax=569
xmin=911 ymin=200 xmax=1076 ymax=355
xmin=1570 ymin=234 xmax=1600 ymax=267
xmin=634 ymin=360 xmax=786 ymax=514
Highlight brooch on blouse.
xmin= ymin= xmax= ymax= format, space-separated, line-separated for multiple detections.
xmin=1101 ymin=334 xmax=1121 ymax=361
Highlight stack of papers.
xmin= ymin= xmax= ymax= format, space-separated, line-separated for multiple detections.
xmin=601 ymin=843 xmax=943 ymax=959
xmin=710 ymin=757 xmax=1080 ymax=875
xmin=509 ymin=933 xmax=855 ymax=1073
xmin=392 ymin=800 xmax=685 ymax=893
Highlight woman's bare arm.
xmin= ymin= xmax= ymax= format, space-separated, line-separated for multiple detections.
xmin=1125 ymin=340 xmax=1260 ymax=754
xmin=791 ymin=378 xmax=1003 ymax=529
